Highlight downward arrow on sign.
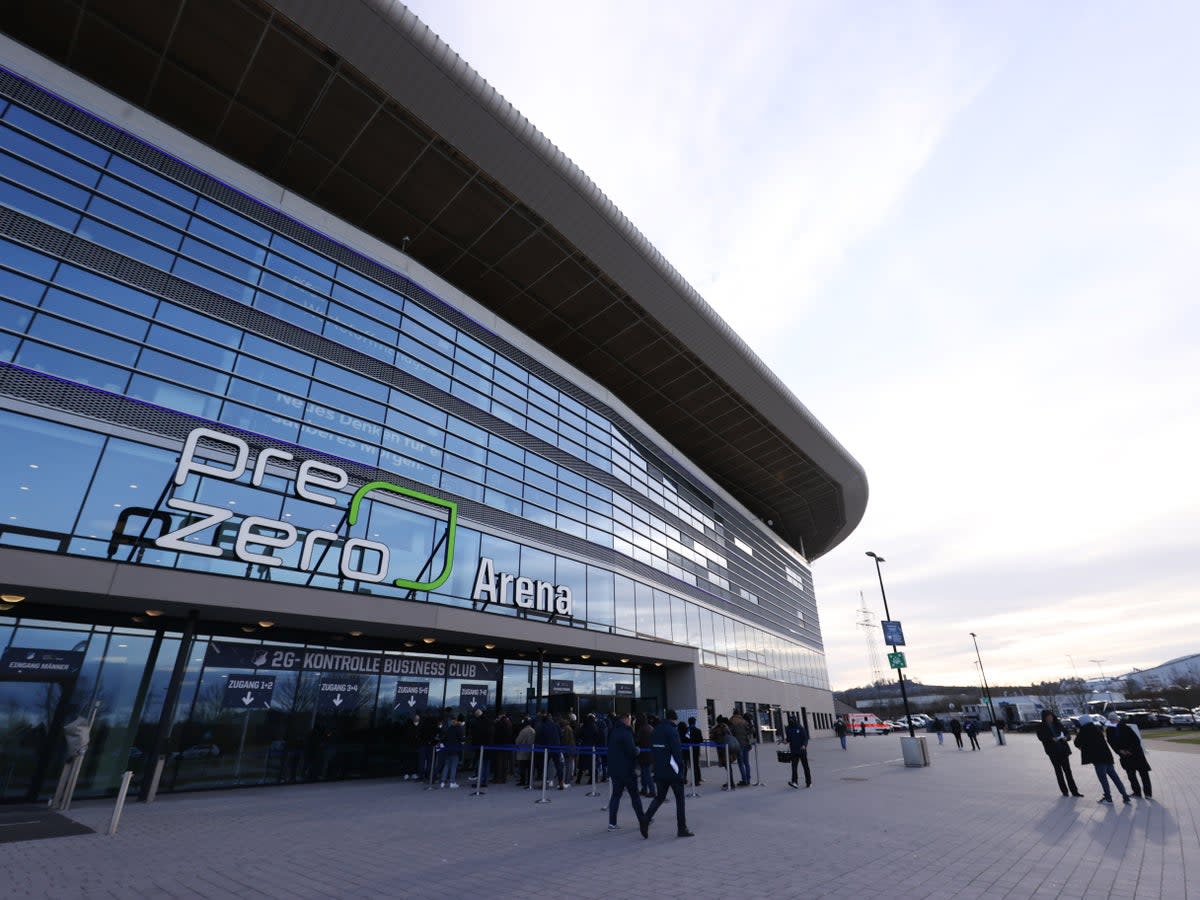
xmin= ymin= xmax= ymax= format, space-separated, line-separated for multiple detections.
xmin=469 ymin=698 xmax=477 ymax=708
xmin=407 ymin=697 xmax=416 ymax=707
xmin=242 ymin=691 xmax=254 ymax=706
xmin=333 ymin=694 xmax=343 ymax=707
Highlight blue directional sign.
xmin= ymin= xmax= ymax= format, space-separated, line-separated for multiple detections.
xmin=394 ymin=681 xmax=429 ymax=712
xmin=223 ymin=675 xmax=276 ymax=709
xmin=615 ymin=683 xmax=635 ymax=697
xmin=881 ymin=620 xmax=906 ymax=646
xmin=459 ymin=683 xmax=489 ymax=711
xmin=550 ymin=679 xmax=573 ymax=695
xmin=318 ymin=678 xmax=361 ymax=712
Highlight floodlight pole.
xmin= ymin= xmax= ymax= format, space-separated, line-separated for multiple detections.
xmin=971 ymin=632 xmax=1004 ymax=746
xmin=866 ymin=552 xmax=914 ymax=738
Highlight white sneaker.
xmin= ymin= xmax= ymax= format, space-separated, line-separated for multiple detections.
xmin=440 ymin=782 xmax=446 ymax=788
xmin=449 ymin=782 xmax=459 ymax=789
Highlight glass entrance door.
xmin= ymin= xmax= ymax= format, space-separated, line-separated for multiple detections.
xmin=0 ymin=679 xmax=65 ymax=802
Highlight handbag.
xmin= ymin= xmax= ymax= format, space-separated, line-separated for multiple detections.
xmin=777 ymin=750 xmax=793 ymax=763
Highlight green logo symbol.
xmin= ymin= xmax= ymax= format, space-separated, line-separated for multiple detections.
xmin=888 ymin=652 xmax=907 ymax=670
xmin=348 ymin=481 xmax=457 ymax=591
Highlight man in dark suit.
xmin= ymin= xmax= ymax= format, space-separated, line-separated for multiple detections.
xmin=605 ymin=711 xmax=648 ymax=835
xmin=645 ymin=710 xmax=695 ymax=838
xmin=785 ymin=718 xmax=811 ymax=788
xmin=686 ymin=716 xmax=704 ymax=785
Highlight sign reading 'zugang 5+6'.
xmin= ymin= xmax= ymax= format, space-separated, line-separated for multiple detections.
xmin=153 ymin=427 xmax=457 ymax=591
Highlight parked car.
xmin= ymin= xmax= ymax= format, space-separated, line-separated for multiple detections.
xmin=1166 ymin=708 xmax=1196 ymax=728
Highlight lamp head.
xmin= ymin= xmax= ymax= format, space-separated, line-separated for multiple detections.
xmin=865 ymin=551 xmax=884 ymax=563
xmin=970 ymin=632 xmax=976 ymax=638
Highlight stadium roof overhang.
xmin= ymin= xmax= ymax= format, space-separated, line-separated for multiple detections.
xmin=0 ymin=0 xmax=868 ymax=559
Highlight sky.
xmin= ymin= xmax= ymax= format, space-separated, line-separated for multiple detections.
xmin=400 ymin=1 xmax=1200 ymax=690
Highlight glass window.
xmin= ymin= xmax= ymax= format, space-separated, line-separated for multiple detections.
xmin=76 ymin=217 xmax=174 ymax=270
xmin=258 ymin=272 xmax=327 ymax=318
xmin=0 ymin=298 xmax=33 ymax=335
xmin=440 ymin=473 xmax=482 ymax=502
xmin=174 ymin=250 xmax=257 ymax=303
xmin=298 ymin=424 xmax=379 ymax=467
xmin=107 ymin=157 xmax=195 ymax=212
xmin=613 ymin=575 xmax=635 ymax=635
xmin=313 ymin=361 xmax=387 ymax=403
xmin=220 ymin=401 xmax=300 ymax=443
xmin=0 ymin=411 xmax=105 ymax=537
xmin=0 ymin=238 xmax=58 ymax=281
xmin=232 ymin=353 xmax=310 ymax=397
xmin=586 ymin=567 xmax=614 ymax=629
xmin=2 ymin=106 xmax=111 ymax=167
xmin=334 ymin=265 xmax=406 ymax=312
xmin=54 ymin=265 xmax=159 ymax=317
xmin=389 ymin=390 xmax=446 ymax=429
xmin=239 ymin=333 xmax=314 ymax=376
xmin=137 ymin=349 xmax=228 ymax=394
xmin=382 ymin=429 xmax=441 ymax=467
xmin=227 ymin=379 xmax=306 ymax=420
xmin=269 ymin=232 xmax=335 ymax=277
xmin=15 ymin=341 xmax=129 ymax=393
xmin=39 ymin=289 xmax=149 ymax=343
xmin=0 ymin=180 xmax=81 ymax=231
xmin=26 ymin=312 xmax=138 ymax=366
xmin=127 ymin=374 xmax=222 ymax=420
xmin=95 ymin=171 xmax=190 ymax=230
xmin=0 ymin=149 xmax=92 ymax=210
xmin=194 ymin=198 xmax=270 ymax=247
xmin=147 ymin=324 xmax=235 ymax=369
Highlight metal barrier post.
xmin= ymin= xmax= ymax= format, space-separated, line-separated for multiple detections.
xmin=535 ymin=747 xmax=552 ymax=804
xmin=525 ymin=751 xmax=535 ymax=790
xmin=752 ymin=743 xmax=764 ymax=786
xmin=724 ymin=751 xmax=734 ymax=791
xmin=107 ymin=771 xmax=135 ymax=836
xmin=145 ymin=754 xmax=166 ymax=804
xmin=470 ymin=748 xmax=487 ymax=797
xmin=585 ymin=748 xmax=600 ymax=797
xmin=425 ymin=746 xmax=440 ymax=790
xmin=686 ymin=744 xmax=700 ymax=798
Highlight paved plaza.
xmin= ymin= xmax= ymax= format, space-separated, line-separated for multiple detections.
xmin=3 ymin=732 xmax=1197 ymax=899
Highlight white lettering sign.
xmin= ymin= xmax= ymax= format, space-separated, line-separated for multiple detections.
xmin=471 ymin=557 xmax=572 ymax=616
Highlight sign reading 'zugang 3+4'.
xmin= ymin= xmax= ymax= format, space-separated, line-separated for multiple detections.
xmin=152 ymin=427 xmax=457 ymax=591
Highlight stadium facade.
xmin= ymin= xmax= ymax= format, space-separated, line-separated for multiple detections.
xmin=0 ymin=1 xmax=866 ymax=801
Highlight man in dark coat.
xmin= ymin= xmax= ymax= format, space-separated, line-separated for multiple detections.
xmin=644 ymin=710 xmax=694 ymax=837
xmin=471 ymin=710 xmax=495 ymax=789
xmin=492 ymin=714 xmax=512 ymax=784
xmin=785 ymin=718 xmax=811 ymax=788
xmin=686 ymin=716 xmax=704 ymax=785
xmin=1105 ymin=712 xmax=1152 ymax=798
xmin=606 ymin=711 xmax=648 ymax=835
xmin=534 ymin=711 xmax=564 ymax=788
xmin=577 ymin=713 xmax=602 ymax=784
xmin=1035 ymin=710 xmax=1082 ymax=797
xmin=1074 ymin=714 xmax=1131 ymax=803
xmin=949 ymin=717 xmax=963 ymax=750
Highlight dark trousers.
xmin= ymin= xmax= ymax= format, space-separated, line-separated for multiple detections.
xmin=1050 ymin=754 xmax=1078 ymax=795
xmin=645 ymin=775 xmax=687 ymax=833
xmin=608 ymin=774 xmax=646 ymax=827
xmin=953 ymin=733 xmax=963 ymax=748
xmin=790 ymin=749 xmax=811 ymax=786
xmin=967 ymin=732 xmax=981 ymax=750
xmin=1120 ymin=761 xmax=1151 ymax=797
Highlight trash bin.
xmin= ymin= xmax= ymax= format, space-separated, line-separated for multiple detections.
xmin=900 ymin=735 xmax=930 ymax=767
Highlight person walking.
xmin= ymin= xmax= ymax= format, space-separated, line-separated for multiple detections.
xmin=534 ymin=711 xmax=564 ymax=788
xmin=834 ymin=717 xmax=848 ymax=750
xmin=1106 ymin=712 xmax=1152 ymax=799
xmin=785 ymin=718 xmax=811 ymax=788
xmin=933 ymin=716 xmax=945 ymax=746
xmin=1036 ymin=710 xmax=1082 ymax=797
xmin=1074 ymin=714 xmax=1131 ymax=804
xmin=644 ymin=710 xmax=694 ymax=837
xmin=965 ymin=719 xmax=981 ymax=751
xmin=730 ymin=711 xmax=753 ymax=785
xmin=950 ymin=717 xmax=964 ymax=750
xmin=686 ymin=716 xmax=704 ymax=784
xmin=606 ymin=711 xmax=649 ymax=836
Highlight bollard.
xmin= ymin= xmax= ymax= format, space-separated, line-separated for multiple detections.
xmin=724 ymin=752 xmax=734 ymax=791
xmin=470 ymin=748 xmax=486 ymax=797
xmin=535 ymin=747 xmax=552 ymax=804
xmin=585 ymin=749 xmax=600 ymax=797
xmin=425 ymin=747 xmax=440 ymax=791
xmin=107 ymin=771 xmax=135 ymax=836
xmin=752 ymin=744 xmax=764 ymax=786
xmin=145 ymin=754 xmax=166 ymax=804
xmin=686 ymin=744 xmax=700 ymax=799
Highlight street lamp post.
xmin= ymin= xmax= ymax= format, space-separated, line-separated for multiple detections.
xmin=866 ymin=552 xmax=915 ymax=738
xmin=970 ymin=632 xmax=1004 ymax=746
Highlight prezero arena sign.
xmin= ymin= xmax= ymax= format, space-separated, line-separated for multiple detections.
xmin=152 ymin=427 xmax=457 ymax=591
